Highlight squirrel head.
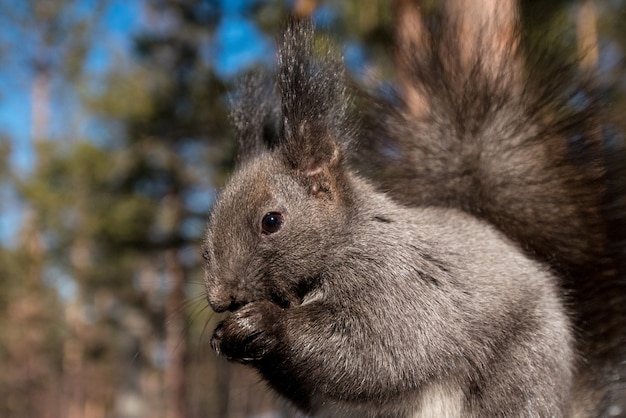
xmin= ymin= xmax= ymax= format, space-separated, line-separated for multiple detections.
xmin=203 ymin=20 xmax=357 ymax=312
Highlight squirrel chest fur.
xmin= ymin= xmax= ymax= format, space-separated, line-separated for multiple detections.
xmin=205 ymin=156 xmax=572 ymax=417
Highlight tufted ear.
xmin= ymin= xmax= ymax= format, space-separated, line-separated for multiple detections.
xmin=230 ymin=72 xmax=282 ymax=165
xmin=276 ymin=19 xmax=353 ymax=177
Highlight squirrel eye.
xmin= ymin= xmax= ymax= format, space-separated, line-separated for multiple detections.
xmin=261 ymin=212 xmax=284 ymax=235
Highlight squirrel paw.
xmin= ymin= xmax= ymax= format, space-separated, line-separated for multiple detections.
xmin=211 ymin=301 xmax=281 ymax=364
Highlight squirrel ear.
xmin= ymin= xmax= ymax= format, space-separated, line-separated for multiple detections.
xmin=283 ymin=126 xmax=341 ymax=176
xmin=231 ymin=73 xmax=281 ymax=164
xmin=277 ymin=19 xmax=352 ymax=176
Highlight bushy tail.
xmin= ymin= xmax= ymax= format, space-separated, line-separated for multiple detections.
xmin=362 ymin=2 xmax=626 ymax=414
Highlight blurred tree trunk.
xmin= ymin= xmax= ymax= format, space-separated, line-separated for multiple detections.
xmin=64 ymin=175 xmax=92 ymax=417
xmin=443 ymin=0 xmax=519 ymax=73
xmin=575 ymin=0 xmax=601 ymax=144
xmin=18 ymin=2 xmax=106 ymax=416
xmin=393 ymin=0 xmax=520 ymax=116
xmin=215 ymin=358 xmax=232 ymax=418
xmin=63 ymin=301 xmax=87 ymax=418
xmin=31 ymin=60 xmax=51 ymax=144
xmin=164 ymin=244 xmax=188 ymax=418
xmin=393 ymin=0 xmax=429 ymax=117
xmin=162 ymin=184 xmax=188 ymax=418
xmin=17 ymin=11 xmax=54 ymax=416
xmin=576 ymin=0 xmax=599 ymax=73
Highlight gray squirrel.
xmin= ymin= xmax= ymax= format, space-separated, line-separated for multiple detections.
xmin=202 ymin=6 xmax=626 ymax=418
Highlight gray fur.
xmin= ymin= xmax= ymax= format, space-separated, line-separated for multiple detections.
xmin=203 ymin=17 xmax=625 ymax=418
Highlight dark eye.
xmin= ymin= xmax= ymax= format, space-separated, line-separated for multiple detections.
xmin=261 ymin=212 xmax=284 ymax=235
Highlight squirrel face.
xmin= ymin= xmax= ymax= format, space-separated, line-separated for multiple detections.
xmin=203 ymin=149 xmax=352 ymax=313
xmin=202 ymin=19 xmax=356 ymax=315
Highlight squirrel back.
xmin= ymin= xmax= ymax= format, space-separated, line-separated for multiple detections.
xmin=203 ymin=5 xmax=626 ymax=417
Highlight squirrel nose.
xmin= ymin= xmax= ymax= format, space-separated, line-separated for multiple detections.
xmin=210 ymin=298 xmax=243 ymax=313
xmin=206 ymin=287 xmax=246 ymax=313
xmin=205 ymin=269 xmax=250 ymax=312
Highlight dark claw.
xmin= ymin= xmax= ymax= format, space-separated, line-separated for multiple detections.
xmin=210 ymin=322 xmax=224 ymax=356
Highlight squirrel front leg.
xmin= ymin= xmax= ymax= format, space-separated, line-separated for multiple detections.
xmin=211 ymin=296 xmax=448 ymax=411
xmin=211 ymin=300 xmax=282 ymax=364
xmin=211 ymin=299 xmax=345 ymax=412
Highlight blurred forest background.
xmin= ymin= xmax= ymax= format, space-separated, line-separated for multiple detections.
xmin=0 ymin=0 xmax=624 ymax=417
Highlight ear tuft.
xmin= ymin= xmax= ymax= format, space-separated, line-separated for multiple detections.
xmin=230 ymin=20 xmax=355 ymax=174
xmin=277 ymin=19 xmax=354 ymax=175
xmin=231 ymin=72 xmax=281 ymax=164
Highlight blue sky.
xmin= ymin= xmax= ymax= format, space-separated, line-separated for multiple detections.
xmin=0 ymin=0 xmax=276 ymax=244
xmin=0 ymin=0 xmax=372 ymax=244
xmin=0 ymin=0 xmax=276 ymax=167
xmin=0 ymin=1 xmax=141 ymax=173
xmin=0 ymin=1 xmax=141 ymax=244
